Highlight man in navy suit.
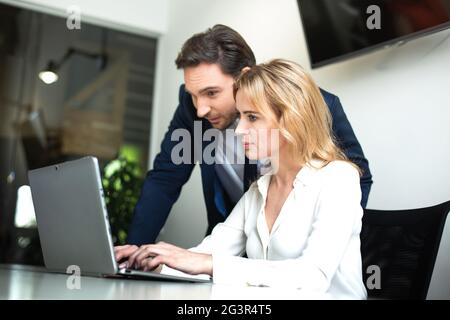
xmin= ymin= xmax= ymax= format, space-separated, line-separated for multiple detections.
xmin=115 ymin=25 xmax=372 ymax=258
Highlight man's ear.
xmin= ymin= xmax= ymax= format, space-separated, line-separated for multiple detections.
xmin=241 ymin=66 xmax=251 ymax=74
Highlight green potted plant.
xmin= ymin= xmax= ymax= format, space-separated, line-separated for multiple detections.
xmin=101 ymin=154 xmax=143 ymax=245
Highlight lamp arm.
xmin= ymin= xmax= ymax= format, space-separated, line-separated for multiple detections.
xmin=55 ymin=47 xmax=103 ymax=69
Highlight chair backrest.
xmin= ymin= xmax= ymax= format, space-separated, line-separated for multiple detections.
xmin=426 ymin=210 xmax=450 ymax=300
xmin=361 ymin=201 xmax=450 ymax=300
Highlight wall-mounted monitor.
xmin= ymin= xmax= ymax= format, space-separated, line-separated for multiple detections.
xmin=297 ymin=0 xmax=450 ymax=68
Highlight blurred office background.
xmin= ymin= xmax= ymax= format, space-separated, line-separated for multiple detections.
xmin=0 ymin=0 xmax=449 ymax=266
xmin=0 ymin=0 xmax=157 ymax=265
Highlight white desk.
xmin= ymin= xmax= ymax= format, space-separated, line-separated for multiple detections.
xmin=0 ymin=264 xmax=333 ymax=300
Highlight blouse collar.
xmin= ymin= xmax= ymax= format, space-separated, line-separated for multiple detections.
xmin=254 ymin=159 xmax=325 ymax=199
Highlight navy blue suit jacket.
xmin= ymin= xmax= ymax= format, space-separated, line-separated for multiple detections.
xmin=127 ymin=85 xmax=373 ymax=245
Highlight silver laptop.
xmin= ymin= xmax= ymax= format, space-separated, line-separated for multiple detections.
xmin=28 ymin=156 xmax=210 ymax=283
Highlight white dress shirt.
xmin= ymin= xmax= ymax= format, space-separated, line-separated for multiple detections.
xmin=214 ymin=119 xmax=245 ymax=203
xmin=162 ymin=160 xmax=367 ymax=299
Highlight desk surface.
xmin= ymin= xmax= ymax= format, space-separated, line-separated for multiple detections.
xmin=0 ymin=264 xmax=332 ymax=300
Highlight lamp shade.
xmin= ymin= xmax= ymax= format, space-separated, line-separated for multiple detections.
xmin=38 ymin=61 xmax=59 ymax=84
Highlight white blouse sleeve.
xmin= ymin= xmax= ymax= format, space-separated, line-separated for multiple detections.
xmin=160 ymin=191 xmax=248 ymax=278
xmin=212 ymin=163 xmax=363 ymax=291
xmin=188 ymin=193 xmax=248 ymax=256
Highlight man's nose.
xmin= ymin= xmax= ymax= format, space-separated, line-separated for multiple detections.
xmin=197 ymin=104 xmax=211 ymax=118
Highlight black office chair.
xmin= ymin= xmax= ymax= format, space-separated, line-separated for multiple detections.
xmin=361 ymin=200 xmax=450 ymax=300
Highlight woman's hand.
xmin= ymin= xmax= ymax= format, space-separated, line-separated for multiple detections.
xmin=127 ymin=241 xmax=213 ymax=276
xmin=114 ymin=244 xmax=139 ymax=268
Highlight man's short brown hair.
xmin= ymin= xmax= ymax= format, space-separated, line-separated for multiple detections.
xmin=175 ymin=24 xmax=256 ymax=78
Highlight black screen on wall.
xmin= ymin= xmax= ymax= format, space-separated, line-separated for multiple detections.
xmin=297 ymin=0 xmax=450 ymax=68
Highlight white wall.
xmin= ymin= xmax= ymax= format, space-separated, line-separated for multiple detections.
xmin=0 ymin=0 xmax=168 ymax=36
xmin=312 ymin=30 xmax=450 ymax=210
xmin=152 ymin=0 xmax=450 ymax=247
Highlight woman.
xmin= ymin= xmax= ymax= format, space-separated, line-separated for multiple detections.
xmin=120 ymin=59 xmax=367 ymax=299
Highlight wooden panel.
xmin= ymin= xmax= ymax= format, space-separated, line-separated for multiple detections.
xmin=62 ymin=55 xmax=128 ymax=159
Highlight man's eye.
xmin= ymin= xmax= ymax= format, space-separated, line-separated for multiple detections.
xmin=248 ymin=114 xmax=257 ymax=122
xmin=206 ymin=91 xmax=217 ymax=97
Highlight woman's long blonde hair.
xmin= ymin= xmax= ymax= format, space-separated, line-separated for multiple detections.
xmin=234 ymin=59 xmax=360 ymax=173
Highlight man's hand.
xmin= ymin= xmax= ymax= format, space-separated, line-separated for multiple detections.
xmin=114 ymin=244 xmax=139 ymax=268
xmin=128 ymin=241 xmax=213 ymax=276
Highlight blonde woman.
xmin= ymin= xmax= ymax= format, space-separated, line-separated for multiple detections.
xmin=123 ymin=59 xmax=367 ymax=299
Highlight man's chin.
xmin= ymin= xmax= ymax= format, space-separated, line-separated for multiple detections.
xmin=210 ymin=123 xmax=226 ymax=130
xmin=205 ymin=116 xmax=235 ymax=129
xmin=208 ymin=120 xmax=228 ymax=130
xmin=244 ymin=150 xmax=259 ymax=161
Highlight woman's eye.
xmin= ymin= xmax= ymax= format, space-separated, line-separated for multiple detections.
xmin=248 ymin=114 xmax=257 ymax=122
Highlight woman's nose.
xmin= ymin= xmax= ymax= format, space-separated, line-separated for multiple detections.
xmin=235 ymin=119 xmax=248 ymax=135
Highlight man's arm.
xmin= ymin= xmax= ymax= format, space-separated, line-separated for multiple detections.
xmin=321 ymin=89 xmax=373 ymax=208
xmin=126 ymin=86 xmax=196 ymax=244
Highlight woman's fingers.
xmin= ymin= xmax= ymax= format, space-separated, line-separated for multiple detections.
xmin=135 ymin=247 xmax=157 ymax=268
xmin=120 ymin=242 xmax=184 ymax=270
xmin=127 ymin=244 xmax=168 ymax=269
xmin=127 ymin=246 xmax=147 ymax=268
xmin=143 ymin=255 xmax=165 ymax=272
xmin=134 ymin=244 xmax=212 ymax=275
xmin=114 ymin=245 xmax=138 ymax=263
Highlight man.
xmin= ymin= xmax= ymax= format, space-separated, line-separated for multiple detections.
xmin=116 ymin=25 xmax=372 ymax=257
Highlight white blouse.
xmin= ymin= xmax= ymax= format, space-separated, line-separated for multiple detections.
xmin=163 ymin=160 xmax=367 ymax=299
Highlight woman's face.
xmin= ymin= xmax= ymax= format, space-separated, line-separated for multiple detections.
xmin=235 ymin=90 xmax=284 ymax=161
